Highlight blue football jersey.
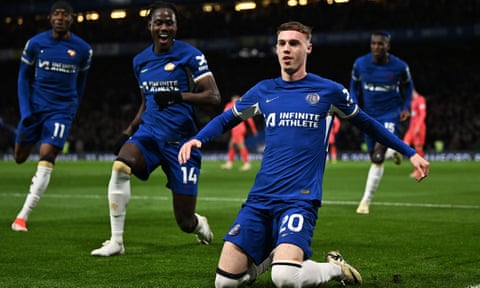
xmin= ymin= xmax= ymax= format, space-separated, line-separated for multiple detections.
xmin=133 ymin=40 xmax=213 ymax=141
xmin=232 ymin=73 xmax=357 ymax=203
xmin=350 ymin=53 xmax=413 ymax=119
xmin=19 ymin=30 xmax=92 ymax=115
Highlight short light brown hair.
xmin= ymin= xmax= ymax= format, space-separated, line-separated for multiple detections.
xmin=277 ymin=21 xmax=312 ymax=41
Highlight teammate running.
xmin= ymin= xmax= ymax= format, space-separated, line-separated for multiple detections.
xmin=91 ymin=1 xmax=220 ymax=256
xmin=12 ymin=1 xmax=92 ymax=232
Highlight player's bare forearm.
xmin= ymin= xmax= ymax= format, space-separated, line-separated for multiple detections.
xmin=409 ymin=154 xmax=429 ymax=182
xmin=122 ymin=119 xmax=140 ymax=136
xmin=178 ymin=139 xmax=202 ymax=164
xmin=182 ymin=76 xmax=221 ymax=105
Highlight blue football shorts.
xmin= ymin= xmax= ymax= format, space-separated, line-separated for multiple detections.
xmin=127 ymin=125 xmax=201 ymax=196
xmin=224 ymin=199 xmax=318 ymax=265
xmin=364 ymin=115 xmax=400 ymax=151
xmin=16 ymin=111 xmax=74 ymax=149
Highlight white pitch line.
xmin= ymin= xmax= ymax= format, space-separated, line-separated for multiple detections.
xmin=1 ymin=193 xmax=479 ymax=210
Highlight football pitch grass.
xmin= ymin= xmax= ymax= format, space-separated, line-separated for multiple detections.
xmin=0 ymin=159 xmax=479 ymax=288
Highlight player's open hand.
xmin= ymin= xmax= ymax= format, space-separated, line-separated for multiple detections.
xmin=178 ymin=139 xmax=202 ymax=164
xmin=409 ymin=154 xmax=429 ymax=182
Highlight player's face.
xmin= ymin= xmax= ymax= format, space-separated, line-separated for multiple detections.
xmin=276 ymin=30 xmax=312 ymax=77
xmin=370 ymin=35 xmax=390 ymax=62
xmin=49 ymin=9 xmax=73 ymax=37
xmin=149 ymin=8 xmax=177 ymax=53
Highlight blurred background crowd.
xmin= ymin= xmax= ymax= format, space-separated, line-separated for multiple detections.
xmin=1 ymin=0 xmax=479 ymax=154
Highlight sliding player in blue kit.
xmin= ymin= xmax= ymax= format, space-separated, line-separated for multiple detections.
xmin=351 ymin=31 xmax=414 ymax=214
xmin=12 ymin=1 xmax=92 ymax=232
xmin=179 ymin=21 xmax=429 ymax=287
xmin=91 ymin=1 xmax=220 ymax=256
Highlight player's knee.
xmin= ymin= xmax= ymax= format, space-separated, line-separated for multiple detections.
xmin=271 ymin=262 xmax=301 ymax=288
xmin=215 ymin=268 xmax=245 ymax=288
xmin=370 ymin=151 xmax=385 ymax=164
xmin=14 ymin=155 xmax=27 ymax=164
xmin=112 ymin=159 xmax=132 ymax=175
xmin=14 ymin=150 xmax=30 ymax=164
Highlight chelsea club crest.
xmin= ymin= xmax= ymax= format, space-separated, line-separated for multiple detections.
xmin=164 ymin=63 xmax=175 ymax=71
xmin=305 ymin=93 xmax=320 ymax=104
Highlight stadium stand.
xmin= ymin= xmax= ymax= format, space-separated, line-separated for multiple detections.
xmin=0 ymin=0 xmax=478 ymax=153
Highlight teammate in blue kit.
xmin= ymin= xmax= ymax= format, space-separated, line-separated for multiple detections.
xmin=91 ymin=1 xmax=220 ymax=256
xmin=11 ymin=1 xmax=92 ymax=232
xmin=350 ymin=31 xmax=414 ymax=214
xmin=178 ymin=21 xmax=429 ymax=287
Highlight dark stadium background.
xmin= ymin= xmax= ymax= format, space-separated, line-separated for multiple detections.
xmin=0 ymin=0 xmax=478 ymax=155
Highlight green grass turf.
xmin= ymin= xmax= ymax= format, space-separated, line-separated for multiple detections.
xmin=0 ymin=159 xmax=479 ymax=287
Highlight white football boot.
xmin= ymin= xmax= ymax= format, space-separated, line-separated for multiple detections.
xmin=326 ymin=251 xmax=362 ymax=285
xmin=194 ymin=213 xmax=213 ymax=245
xmin=356 ymin=201 xmax=370 ymax=214
xmin=240 ymin=162 xmax=251 ymax=171
xmin=392 ymin=151 xmax=403 ymax=165
xmin=221 ymin=161 xmax=233 ymax=170
xmin=91 ymin=240 xmax=125 ymax=256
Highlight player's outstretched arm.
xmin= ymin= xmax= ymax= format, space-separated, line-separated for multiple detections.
xmin=409 ymin=154 xmax=429 ymax=182
xmin=350 ymin=109 xmax=430 ymax=182
xmin=178 ymin=139 xmax=202 ymax=164
xmin=178 ymin=109 xmax=243 ymax=164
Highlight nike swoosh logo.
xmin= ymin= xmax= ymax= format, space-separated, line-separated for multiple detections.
xmin=140 ymin=68 xmax=149 ymax=73
xmin=266 ymin=97 xmax=279 ymax=103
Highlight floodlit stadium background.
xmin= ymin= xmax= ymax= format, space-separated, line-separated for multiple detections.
xmin=0 ymin=0 xmax=478 ymax=156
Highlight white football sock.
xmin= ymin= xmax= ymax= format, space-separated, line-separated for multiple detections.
xmin=271 ymin=260 xmax=341 ymax=287
xmin=246 ymin=254 xmax=272 ymax=282
xmin=360 ymin=164 xmax=384 ymax=204
xmin=215 ymin=254 xmax=272 ymax=288
xmin=17 ymin=161 xmax=53 ymax=220
xmin=108 ymin=170 xmax=131 ymax=244
xmin=215 ymin=272 xmax=250 ymax=288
